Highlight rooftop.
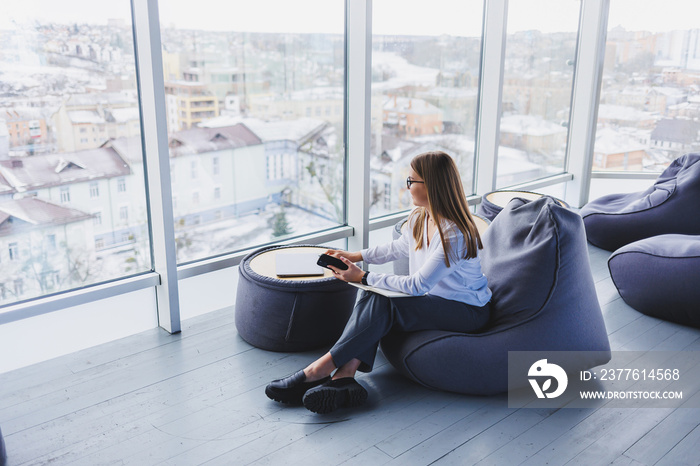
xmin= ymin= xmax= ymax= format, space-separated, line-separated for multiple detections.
xmin=0 ymin=148 xmax=130 ymax=192
xmin=168 ymin=124 xmax=262 ymax=157
xmin=201 ymin=117 xmax=328 ymax=144
xmin=0 ymin=197 xmax=91 ymax=231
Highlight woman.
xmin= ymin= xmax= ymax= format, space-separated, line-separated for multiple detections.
xmin=265 ymin=151 xmax=491 ymax=414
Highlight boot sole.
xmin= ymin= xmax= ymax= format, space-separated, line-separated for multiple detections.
xmin=303 ymin=383 xmax=368 ymax=414
xmin=265 ymin=386 xmax=302 ymax=405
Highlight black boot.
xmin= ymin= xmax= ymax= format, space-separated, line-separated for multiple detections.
xmin=302 ymin=377 xmax=368 ymax=414
xmin=265 ymin=370 xmax=331 ymax=405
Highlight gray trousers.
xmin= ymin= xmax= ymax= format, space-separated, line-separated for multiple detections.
xmin=330 ymin=291 xmax=490 ymax=373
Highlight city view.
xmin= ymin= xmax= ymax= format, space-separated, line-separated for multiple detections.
xmin=1 ymin=1 xmax=699 ymax=306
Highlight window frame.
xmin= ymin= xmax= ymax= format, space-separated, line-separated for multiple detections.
xmin=0 ymin=0 xmax=612 ymax=337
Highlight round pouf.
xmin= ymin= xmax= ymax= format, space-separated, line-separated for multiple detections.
xmin=477 ymin=190 xmax=569 ymax=221
xmin=235 ymin=244 xmax=358 ymax=352
xmin=608 ymin=234 xmax=700 ymax=328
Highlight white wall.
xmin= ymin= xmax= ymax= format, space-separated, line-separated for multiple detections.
xmin=0 ymin=287 xmax=158 ymax=374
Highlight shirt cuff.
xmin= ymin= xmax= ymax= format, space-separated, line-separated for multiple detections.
xmin=359 ymin=248 xmax=371 ymax=264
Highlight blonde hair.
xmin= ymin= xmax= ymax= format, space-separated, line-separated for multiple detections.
xmin=408 ymin=151 xmax=482 ymax=266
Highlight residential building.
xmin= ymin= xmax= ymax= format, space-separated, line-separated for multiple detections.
xmin=0 ymin=197 xmax=94 ymax=305
xmin=382 ymin=96 xmax=443 ymax=137
xmin=2 ymin=108 xmax=48 ymax=154
xmin=593 ymin=127 xmax=648 ymax=170
xmin=650 ymin=118 xmax=700 ymax=154
xmin=248 ymin=87 xmax=344 ymax=128
xmin=164 ymin=81 xmax=220 ymax=131
xmin=52 ymin=93 xmax=141 ymax=152
xmin=499 ymin=114 xmax=568 ymax=156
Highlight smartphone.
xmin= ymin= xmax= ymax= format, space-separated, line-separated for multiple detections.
xmin=317 ymin=253 xmax=349 ymax=271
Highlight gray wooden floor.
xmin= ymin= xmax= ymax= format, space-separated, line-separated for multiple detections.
xmin=1 ymin=244 xmax=699 ymax=465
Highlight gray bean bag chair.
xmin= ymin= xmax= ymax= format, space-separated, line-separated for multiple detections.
xmin=581 ymin=153 xmax=700 ymax=251
xmin=381 ymin=197 xmax=611 ymax=395
xmin=235 ymin=244 xmax=357 ymax=352
xmin=477 ymin=190 xmax=569 ymax=221
xmin=608 ymin=234 xmax=700 ymax=328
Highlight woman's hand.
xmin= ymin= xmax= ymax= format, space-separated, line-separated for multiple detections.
xmin=324 ymin=250 xmax=364 ymax=283
xmin=324 ymin=249 xmax=363 ymax=263
xmin=328 ymin=256 xmax=365 ymax=283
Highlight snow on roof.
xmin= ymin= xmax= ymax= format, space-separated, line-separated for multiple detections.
xmin=0 ymin=197 xmax=91 ymax=229
xmin=240 ymin=118 xmax=327 ymax=143
xmin=168 ymin=124 xmax=262 ymax=157
xmin=619 ymin=85 xmax=687 ymax=98
xmin=108 ymin=124 xmax=264 ymax=162
xmin=654 ymin=87 xmax=688 ymax=97
xmin=68 ymin=110 xmax=105 ymax=124
xmin=500 ymin=114 xmax=567 ymax=137
xmin=201 ymin=117 xmax=327 ymax=144
xmin=597 ymin=104 xmax=655 ymax=122
xmin=1 ymin=107 xmax=45 ymax=121
xmin=417 ymin=87 xmax=479 ymax=99
xmin=251 ymin=87 xmax=343 ymax=103
xmin=371 ymin=51 xmax=439 ymax=91
xmin=54 ymin=158 xmax=87 ymax=173
xmin=0 ymin=147 xmax=130 ymax=192
xmin=108 ymin=107 xmax=140 ymax=123
xmin=383 ymin=96 xmax=441 ymax=115
xmin=594 ymin=127 xmax=647 ymax=155
xmin=166 ymin=79 xmax=208 ymax=87
xmin=496 ymin=146 xmax=544 ymax=176
xmin=104 ymin=136 xmax=143 ymax=165
xmin=0 ymin=172 xmax=14 ymax=195
xmin=289 ymin=87 xmax=344 ymax=101
xmin=67 ymin=92 xmax=136 ymax=107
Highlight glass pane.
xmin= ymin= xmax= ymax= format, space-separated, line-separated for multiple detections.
xmin=158 ymin=0 xmax=345 ymax=264
xmin=0 ymin=2 xmax=151 ymax=308
xmin=594 ymin=0 xmax=700 ymax=172
xmin=497 ymin=0 xmax=580 ymax=188
xmin=370 ymin=0 xmax=484 ymax=219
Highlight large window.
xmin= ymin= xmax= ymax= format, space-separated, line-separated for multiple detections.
xmin=0 ymin=1 xmax=151 ymax=307
xmin=497 ymin=0 xmax=580 ymax=188
xmin=158 ymin=0 xmax=346 ymax=264
xmin=593 ymin=0 xmax=700 ymax=172
xmin=369 ymin=0 xmax=485 ymax=219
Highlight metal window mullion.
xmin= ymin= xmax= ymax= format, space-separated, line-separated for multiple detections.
xmin=475 ymin=0 xmax=508 ymax=195
xmin=346 ymin=0 xmax=372 ymax=252
xmin=132 ymin=0 xmax=181 ymax=333
xmin=0 ymin=273 xmax=160 ymax=325
xmin=565 ymin=0 xmax=610 ymax=208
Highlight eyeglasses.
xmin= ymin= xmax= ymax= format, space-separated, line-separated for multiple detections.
xmin=406 ymin=177 xmax=425 ymax=189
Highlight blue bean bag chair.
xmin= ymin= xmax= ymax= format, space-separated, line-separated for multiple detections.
xmin=581 ymin=153 xmax=700 ymax=251
xmin=477 ymin=190 xmax=569 ymax=221
xmin=608 ymin=234 xmax=700 ymax=328
xmin=381 ymin=197 xmax=611 ymax=395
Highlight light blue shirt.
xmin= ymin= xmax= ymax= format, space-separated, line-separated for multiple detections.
xmin=361 ymin=213 xmax=492 ymax=307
